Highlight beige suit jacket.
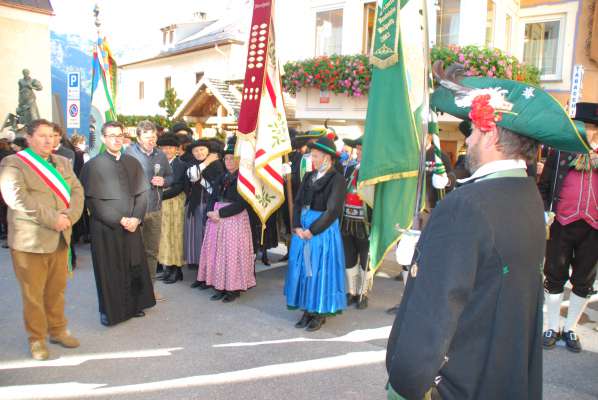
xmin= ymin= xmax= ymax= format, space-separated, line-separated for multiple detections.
xmin=0 ymin=153 xmax=84 ymax=253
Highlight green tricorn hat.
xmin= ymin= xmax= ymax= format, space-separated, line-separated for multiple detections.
xmin=296 ymin=127 xmax=337 ymax=141
xmin=343 ymin=136 xmax=362 ymax=147
xmin=431 ymin=63 xmax=591 ymax=154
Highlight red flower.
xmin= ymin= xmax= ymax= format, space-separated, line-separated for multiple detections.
xmin=469 ymin=94 xmax=498 ymax=132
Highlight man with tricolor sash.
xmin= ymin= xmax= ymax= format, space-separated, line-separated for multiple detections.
xmin=0 ymin=119 xmax=84 ymax=361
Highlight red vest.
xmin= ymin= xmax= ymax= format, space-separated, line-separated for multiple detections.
xmin=555 ymin=168 xmax=598 ymax=229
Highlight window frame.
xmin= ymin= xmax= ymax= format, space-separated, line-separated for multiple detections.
xmin=313 ymin=5 xmax=344 ymax=57
xmin=362 ymin=1 xmax=377 ymax=55
xmin=521 ymin=14 xmax=566 ymax=82
xmin=138 ymin=81 xmax=144 ymax=100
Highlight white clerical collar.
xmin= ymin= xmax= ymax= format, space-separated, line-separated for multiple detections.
xmin=458 ymin=159 xmax=527 ymax=184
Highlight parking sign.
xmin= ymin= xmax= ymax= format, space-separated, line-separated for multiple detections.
xmin=67 ymin=72 xmax=80 ymax=100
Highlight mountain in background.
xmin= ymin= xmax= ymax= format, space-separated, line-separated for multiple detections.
xmin=51 ymin=31 xmax=93 ymax=138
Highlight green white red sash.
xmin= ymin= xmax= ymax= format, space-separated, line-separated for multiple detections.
xmin=15 ymin=148 xmax=71 ymax=207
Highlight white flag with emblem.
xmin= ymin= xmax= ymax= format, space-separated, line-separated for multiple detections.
xmin=236 ymin=0 xmax=291 ymax=227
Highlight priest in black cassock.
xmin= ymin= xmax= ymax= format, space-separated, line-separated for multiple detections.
xmin=80 ymin=121 xmax=156 ymax=326
xmin=386 ymin=67 xmax=593 ymax=400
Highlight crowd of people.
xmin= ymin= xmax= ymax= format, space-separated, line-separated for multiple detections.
xmin=0 ymin=90 xmax=596 ymax=400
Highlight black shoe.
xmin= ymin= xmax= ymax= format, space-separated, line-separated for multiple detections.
xmin=100 ymin=313 xmax=110 ymax=326
xmin=134 ymin=310 xmax=146 ymax=318
xmin=562 ymin=330 xmax=582 ymax=353
xmin=305 ymin=315 xmax=326 ymax=332
xmin=222 ymin=291 xmax=239 ymax=303
xmin=542 ymin=329 xmax=560 ymax=349
xmin=295 ymin=312 xmax=312 ymax=328
xmin=190 ymin=280 xmax=202 ymax=288
xmin=156 ymin=263 xmax=164 ymax=274
xmin=210 ymin=291 xmax=226 ymax=301
xmin=164 ymin=268 xmax=183 ymax=284
xmin=198 ymin=282 xmax=212 ymax=290
xmin=157 ymin=266 xmax=173 ymax=281
xmin=346 ymin=293 xmax=357 ymax=306
xmin=261 ymin=251 xmax=270 ymax=266
xmin=386 ymin=304 xmax=400 ymax=315
xmin=356 ymin=295 xmax=369 ymax=310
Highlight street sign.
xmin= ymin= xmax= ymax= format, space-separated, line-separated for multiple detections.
xmin=67 ymin=72 xmax=80 ymax=100
xmin=568 ymin=64 xmax=584 ymax=118
xmin=67 ymin=99 xmax=80 ymax=129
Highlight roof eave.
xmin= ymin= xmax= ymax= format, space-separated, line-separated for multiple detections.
xmin=0 ymin=1 xmax=54 ymax=15
xmin=119 ymin=39 xmax=243 ymax=68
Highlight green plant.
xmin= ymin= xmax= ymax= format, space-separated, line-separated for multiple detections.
xmin=158 ymin=88 xmax=183 ymax=122
xmin=431 ymin=45 xmax=540 ymax=86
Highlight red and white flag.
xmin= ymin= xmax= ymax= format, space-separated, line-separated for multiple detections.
xmin=236 ymin=0 xmax=291 ymax=225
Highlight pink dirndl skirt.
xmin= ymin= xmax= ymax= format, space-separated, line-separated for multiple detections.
xmin=197 ymin=202 xmax=256 ymax=291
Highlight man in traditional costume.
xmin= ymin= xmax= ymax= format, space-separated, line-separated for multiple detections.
xmin=80 ymin=121 xmax=155 ymax=326
xmin=155 ymin=134 xmax=187 ymax=284
xmin=341 ymin=136 xmax=372 ymax=309
xmin=0 ymin=119 xmax=84 ymax=360
xmin=285 ymin=136 xmax=347 ymax=332
xmin=126 ymin=121 xmax=173 ymax=301
xmin=386 ymin=65 xmax=592 ymax=399
xmin=539 ymin=102 xmax=598 ymax=353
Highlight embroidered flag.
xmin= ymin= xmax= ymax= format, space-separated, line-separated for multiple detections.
xmin=358 ymin=0 xmax=426 ymax=271
xmin=237 ymin=0 xmax=292 ymax=227
xmin=90 ymin=35 xmax=117 ymax=155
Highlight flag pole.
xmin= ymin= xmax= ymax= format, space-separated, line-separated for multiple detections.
xmin=411 ymin=0 xmax=432 ymax=231
xmin=283 ymin=153 xmax=294 ymax=227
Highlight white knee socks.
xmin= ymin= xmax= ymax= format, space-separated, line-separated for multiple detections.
xmin=545 ymin=292 xmax=563 ymax=331
xmin=564 ymin=294 xmax=590 ymax=332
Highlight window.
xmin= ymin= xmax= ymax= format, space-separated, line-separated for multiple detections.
xmin=195 ymin=72 xmax=204 ymax=83
xmin=315 ymin=8 xmax=343 ymax=56
xmin=138 ymin=81 xmax=144 ymax=100
xmin=362 ymin=2 xmax=376 ymax=55
xmin=523 ymin=18 xmax=563 ymax=80
xmin=485 ymin=0 xmax=495 ymax=47
xmin=436 ymin=0 xmax=460 ymax=47
xmin=505 ymin=14 xmax=513 ymax=53
xmin=165 ymin=77 xmax=171 ymax=91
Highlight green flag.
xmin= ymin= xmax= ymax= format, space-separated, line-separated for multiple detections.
xmin=358 ymin=0 xmax=426 ymax=270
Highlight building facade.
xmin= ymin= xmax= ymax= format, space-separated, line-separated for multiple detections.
xmin=0 ymin=0 xmax=53 ymax=127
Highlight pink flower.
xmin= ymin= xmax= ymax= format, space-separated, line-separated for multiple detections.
xmin=487 ymin=71 xmax=494 ymax=77
xmin=458 ymin=54 xmax=465 ymax=62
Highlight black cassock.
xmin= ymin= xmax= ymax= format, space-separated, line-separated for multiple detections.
xmin=80 ymin=152 xmax=156 ymax=326
xmin=386 ymin=175 xmax=545 ymax=400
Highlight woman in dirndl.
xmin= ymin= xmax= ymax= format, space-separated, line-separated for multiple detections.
xmin=284 ymin=136 xmax=347 ymax=331
xmin=197 ymin=136 xmax=255 ymax=302
xmin=155 ymin=134 xmax=187 ymax=283
xmin=184 ymin=139 xmax=224 ymax=288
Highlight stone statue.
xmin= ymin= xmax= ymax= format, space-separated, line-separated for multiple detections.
xmin=16 ymin=69 xmax=43 ymax=125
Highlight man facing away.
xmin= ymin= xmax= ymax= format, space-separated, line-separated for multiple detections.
xmin=0 ymin=119 xmax=84 ymax=360
xmin=386 ymin=73 xmax=592 ymax=399
xmin=80 ymin=121 xmax=155 ymax=326
xmin=126 ymin=120 xmax=173 ymax=300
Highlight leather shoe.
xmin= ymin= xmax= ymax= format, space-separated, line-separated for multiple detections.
xmin=157 ymin=266 xmax=172 ymax=281
xmin=30 ymin=340 xmax=49 ymax=360
xmin=563 ymin=330 xmax=582 ymax=353
xmin=49 ymin=332 xmax=80 ymax=348
xmin=190 ymin=280 xmax=202 ymax=288
xmin=305 ymin=315 xmax=326 ymax=332
xmin=542 ymin=329 xmax=560 ymax=349
xmin=134 ymin=310 xmax=146 ymax=318
xmin=294 ymin=312 xmax=312 ymax=328
xmin=210 ymin=291 xmax=226 ymax=301
xmin=346 ymin=293 xmax=357 ymax=306
xmin=164 ymin=268 xmax=183 ymax=284
xmin=356 ymin=295 xmax=368 ymax=310
xmin=386 ymin=304 xmax=400 ymax=315
xmin=222 ymin=292 xmax=239 ymax=303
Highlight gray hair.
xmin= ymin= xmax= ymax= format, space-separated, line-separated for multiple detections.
xmin=136 ymin=120 xmax=157 ymax=136
xmin=496 ymin=126 xmax=538 ymax=163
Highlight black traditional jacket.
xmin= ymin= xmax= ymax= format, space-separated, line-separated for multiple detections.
xmin=538 ymin=149 xmax=576 ymax=211
xmin=293 ymin=170 xmax=345 ymax=235
xmin=387 ymin=173 xmax=545 ymax=400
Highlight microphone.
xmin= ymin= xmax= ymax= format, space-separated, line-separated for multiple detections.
xmin=154 ymin=163 xmax=161 ymax=176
